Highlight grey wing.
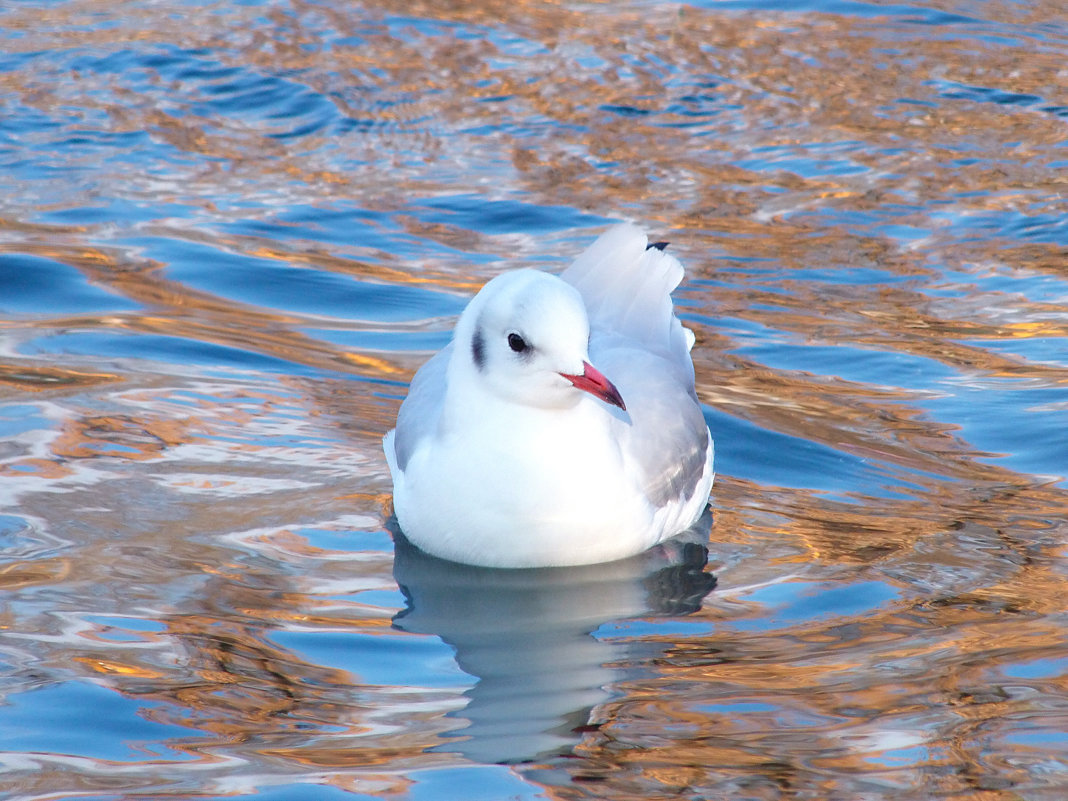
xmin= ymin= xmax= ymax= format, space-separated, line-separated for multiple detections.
xmin=596 ymin=341 xmax=711 ymax=509
xmin=563 ymin=225 xmax=708 ymax=507
xmin=391 ymin=344 xmax=452 ymax=472
xmin=630 ymin=387 xmax=710 ymax=508
xmin=560 ymin=223 xmax=694 ymax=372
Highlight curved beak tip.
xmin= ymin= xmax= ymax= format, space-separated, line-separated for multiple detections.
xmin=560 ymin=361 xmax=627 ymax=411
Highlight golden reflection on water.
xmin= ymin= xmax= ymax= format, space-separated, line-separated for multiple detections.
xmin=1 ymin=0 xmax=1067 ymax=798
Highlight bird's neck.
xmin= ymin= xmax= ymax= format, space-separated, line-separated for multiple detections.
xmin=438 ymin=359 xmax=585 ymax=446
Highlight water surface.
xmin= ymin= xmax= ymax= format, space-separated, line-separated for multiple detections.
xmin=1 ymin=0 xmax=1067 ymax=799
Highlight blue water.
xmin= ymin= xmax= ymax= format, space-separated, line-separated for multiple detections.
xmin=1 ymin=0 xmax=1067 ymax=799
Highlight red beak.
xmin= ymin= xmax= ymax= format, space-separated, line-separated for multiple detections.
xmin=560 ymin=361 xmax=626 ymax=411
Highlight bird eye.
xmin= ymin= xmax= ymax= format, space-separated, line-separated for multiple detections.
xmin=507 ymin=333 xmax=528 ymax=353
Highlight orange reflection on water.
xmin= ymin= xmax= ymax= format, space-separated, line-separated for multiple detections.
xmin=1 ymin=0 xmax=1066 ymax=798
xmin=0 ymin=363 xmax=120 ymax=392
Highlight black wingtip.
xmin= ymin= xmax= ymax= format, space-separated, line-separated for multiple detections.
xmin=647 ymin=241 xmax=670 ymax=251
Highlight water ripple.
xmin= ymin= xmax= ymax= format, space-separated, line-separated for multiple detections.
xmin=1 ymin=0 xmax=1067 ymax=798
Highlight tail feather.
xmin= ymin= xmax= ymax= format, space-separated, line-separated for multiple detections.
xmin=560 ymin=224 xmax=646 ymax=323
xmin=561 ymin=223 xmax=691 ymax=358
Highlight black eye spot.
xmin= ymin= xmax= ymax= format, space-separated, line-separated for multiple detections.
xmin=507 ymin=333 xmax=528 ymax=353
xmin=471 ymin=327 xmax=486 ymax=372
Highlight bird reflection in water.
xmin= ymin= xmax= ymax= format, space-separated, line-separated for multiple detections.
xmin=391 ymin=514 xmax=717 ymax=765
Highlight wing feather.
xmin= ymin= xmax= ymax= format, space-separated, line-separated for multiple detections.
xmin=562 ymin=223 xmax=710 ymax=509
xmin=387 ymin=344 xmax=451 ymax=473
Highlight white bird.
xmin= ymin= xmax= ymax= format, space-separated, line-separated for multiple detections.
xmin=383 ymin=224 xmax=714 ymax=568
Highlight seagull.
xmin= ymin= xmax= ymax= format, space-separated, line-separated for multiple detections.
xmin=383 ymin=224 xmax=714 ymax=568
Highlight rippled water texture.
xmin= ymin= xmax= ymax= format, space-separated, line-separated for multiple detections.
xmin=2 ymin=0 xmax=1067 ymax=799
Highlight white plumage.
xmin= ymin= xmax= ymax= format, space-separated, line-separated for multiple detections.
xmin=383 ymin=224 xmax=714 ymax=568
